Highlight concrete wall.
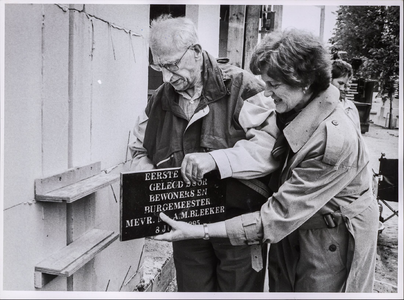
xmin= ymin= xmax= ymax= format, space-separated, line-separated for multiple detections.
xmin=3 ymin=3 xmax=149 ymax=291
xmin=3 ymin=3 xmax=221 ymax=293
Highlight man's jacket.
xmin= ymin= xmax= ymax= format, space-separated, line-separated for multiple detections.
xmin=135 ymin=51 xmax=279 ymax=218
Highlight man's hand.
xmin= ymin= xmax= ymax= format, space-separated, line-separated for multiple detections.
xmin=153 ymin=213 xmax=204 ymax=242
xmin=181 ymin=153 xmax=217 ymax=184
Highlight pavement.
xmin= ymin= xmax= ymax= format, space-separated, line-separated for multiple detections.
xmin=362 ymin=94 xmax=400 ymax=293
xmin=364 ymin=93 xmax=400 ymax=172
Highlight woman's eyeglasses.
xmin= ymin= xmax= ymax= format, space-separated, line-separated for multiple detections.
xmin=150 ymin=45 xmax=194 ymax=72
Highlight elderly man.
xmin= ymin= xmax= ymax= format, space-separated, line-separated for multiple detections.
xmin=129 ymin=15 xmax=279 ymax=292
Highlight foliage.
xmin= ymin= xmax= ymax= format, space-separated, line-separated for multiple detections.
xmin=329 ymin=5 xmax=400 ymax=95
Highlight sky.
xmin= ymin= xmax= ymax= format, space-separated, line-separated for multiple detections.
xmin=281 ymin=5 xmax=339 ymax=45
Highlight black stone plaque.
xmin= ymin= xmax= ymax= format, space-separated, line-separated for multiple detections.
xmin=120 ymin=168 xmax=226 ymax=241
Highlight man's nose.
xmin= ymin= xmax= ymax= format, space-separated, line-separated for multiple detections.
xmin=161 ymin=68 xmax=173 ymax=83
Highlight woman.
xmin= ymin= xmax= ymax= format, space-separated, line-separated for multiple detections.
xmin=331 ymin=59 xmax=361 ymax=129
xmin=155 ymin=29 xmax=379 ymax=293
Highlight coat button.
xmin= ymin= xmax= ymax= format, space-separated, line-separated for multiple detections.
xmin=329 ymin=244 xmax=337 ymax=252
xmin=331 ymin=120 xmax=339 ymax=126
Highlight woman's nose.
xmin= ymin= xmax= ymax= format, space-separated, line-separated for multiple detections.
xmin=264 ymin=87 xmax=273 ymax=97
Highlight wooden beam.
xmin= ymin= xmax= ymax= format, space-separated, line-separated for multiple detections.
xmin=219 ymin=5 xmax=229 ymax=58
xmin=273 ymin=5 xmax=283 ymax=31
xmin=227 ymin=5 xmax=246 ymax=68
xmin=34 ymin=272 xmax=58 ymax=289
xmin=244 ymin=5 xmax=261 ymax=71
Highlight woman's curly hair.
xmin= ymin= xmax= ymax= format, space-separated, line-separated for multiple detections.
xmin=250 ymin=28 xmax=331 ymax=95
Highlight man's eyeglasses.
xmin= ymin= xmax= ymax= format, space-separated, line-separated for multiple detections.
xmin=150 ymin=45 xmax=194 ymax=72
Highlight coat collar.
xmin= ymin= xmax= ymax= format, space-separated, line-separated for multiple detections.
xmin=200 ymin=51 xmax=228 ymax=102
xmin=161 ymin=51 xmax=228 ymax=113
xmin=283 ymin=85 xmax=340 ymax=153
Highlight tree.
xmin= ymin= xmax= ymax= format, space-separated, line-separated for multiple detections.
xmin=329 ymin=5 xmax=400 ymax=128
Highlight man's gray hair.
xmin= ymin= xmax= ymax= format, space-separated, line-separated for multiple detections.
xmin=149 ymin=15 xmax=200 ymax=53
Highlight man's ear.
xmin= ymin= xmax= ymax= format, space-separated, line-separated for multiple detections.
xmin=192 ymin=44 xmax=202 ymax=56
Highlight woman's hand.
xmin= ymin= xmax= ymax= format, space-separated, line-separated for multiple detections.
xmin=153 ymin=212 xmax=204 ymax=242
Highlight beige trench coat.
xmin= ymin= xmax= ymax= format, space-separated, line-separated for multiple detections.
xmin=226 ymin=85 xmax=379 ymax=292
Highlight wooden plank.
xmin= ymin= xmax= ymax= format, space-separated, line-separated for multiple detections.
xmin=35 ymin=162 xmax=101 ymax=195
xmin=62 ymin=232 xmax=119 ymax=276
xmin=35 ymin=172 xmax=119 ymax=203
xmin=35 ymin=229 xmax=111 ymax=274
xmin=244 ymin=5 xmax=261 ymax=71
xmin=227 ymin=5 xmax=246 ymax=68
xmin=35 ymin=229 xmax=119 ymax=277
